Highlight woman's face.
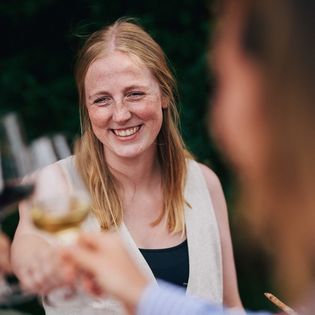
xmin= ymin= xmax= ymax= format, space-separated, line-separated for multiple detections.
xmin=211 ymin=15 xmax=267 ymax=179
xmin=84 ymin=51 xmax=167 ymax=162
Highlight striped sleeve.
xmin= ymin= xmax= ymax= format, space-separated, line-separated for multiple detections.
xmin=137 ymin=280 xmax=272 ymax=315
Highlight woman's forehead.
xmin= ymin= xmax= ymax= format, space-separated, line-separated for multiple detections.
xmin=86 ymin=51 xmax=152 ymax=80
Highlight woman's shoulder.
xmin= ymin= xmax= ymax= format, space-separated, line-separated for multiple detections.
xmin=36 ymin=155 xmax=76 ymax=174
xmin=186 ymin=159 xmax=223 ymax=196
xmin=55 ymin=155 xmax=76 ymax=167
xmin=29 ymin=155 xmax=77 ymax=187
xmin=31 ymin=155 xmax=74 ymax=172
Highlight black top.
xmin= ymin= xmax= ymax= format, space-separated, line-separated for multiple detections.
xmin=139 ymin=239 xmax=189 ymax=289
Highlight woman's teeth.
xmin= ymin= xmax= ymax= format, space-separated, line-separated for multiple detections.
xmin=113 ymin=126 xmax=141 ymax=137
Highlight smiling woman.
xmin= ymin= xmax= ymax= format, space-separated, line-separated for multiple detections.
xmin=11 ymin=18 xmax=242 ymax=315
xmin=84 ymin=51 xmax=165 ymax=161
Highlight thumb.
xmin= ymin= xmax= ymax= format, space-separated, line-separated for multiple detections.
xmin=62 ymin=246 xmax=103 ymax=277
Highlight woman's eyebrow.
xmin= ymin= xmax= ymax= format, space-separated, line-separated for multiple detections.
xmin=88 ymin=90 xmax=110 ymax=100
xmin=123 ymin=85 xmax=148 ymax=93
xmin=88 ymin=85 xmax=149 ymax=100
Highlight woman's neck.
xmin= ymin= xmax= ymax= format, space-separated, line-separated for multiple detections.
xmin=104 ymin=146 xmax=161 ymax=189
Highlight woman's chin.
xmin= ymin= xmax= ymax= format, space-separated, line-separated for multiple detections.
xmin=107 ymin=147 xmax=145 ymax=161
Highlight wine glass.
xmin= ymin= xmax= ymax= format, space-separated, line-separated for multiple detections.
xmin=0 ymin=112 xmax=35 ymax=306
xmin=0 ymin=112 xmax=34 ymax=217
xmin=28 ymin=136 xmax=110 ymax=310
xmin=27 ymin=135 xmax=92 ymax=306
xmin=29 ymin=135 xmax=90 ymax=244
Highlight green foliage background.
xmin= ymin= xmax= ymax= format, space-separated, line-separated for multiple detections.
xmin=1 ymin=0 xmax=276 ymax=314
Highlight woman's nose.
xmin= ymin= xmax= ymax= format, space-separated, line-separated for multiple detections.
xmin=112 ymin=103 xmax=132 ymax=123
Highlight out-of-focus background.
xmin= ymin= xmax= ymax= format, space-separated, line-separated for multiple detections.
xmin=1 ymin=0 xmax=276 ymax=314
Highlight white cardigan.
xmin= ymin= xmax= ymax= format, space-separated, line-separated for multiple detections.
xmin=43 ymin=156 xmax=223 ymax=314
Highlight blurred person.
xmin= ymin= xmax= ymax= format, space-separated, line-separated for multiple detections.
xmin=61 ymin=0 xmax=315 ymax=314
xmin=11 ymin=18 xmax=241 ymax=314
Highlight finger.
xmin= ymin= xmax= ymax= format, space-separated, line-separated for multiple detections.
xmin=21 ymin=272 xmax=41 ymax=294
xmin=19 ymin=258 xmax=57 ymax=295
xmin=25 ymin=264 xmax=56 ymax=295
xmin=62 ymin=246 xmax=102 ymax=276
xmin=30 ymin=271 xmax=49 ymax=294
xmin=77 ymin=233 xmax=104 ymax=251
xmin=78 ymin=231 xmax=121 ymax=252
xmin=62 ymin=261 xmax=77 ymax=284
xmin=39 ymin=264 xmax=64 ymax=294
xmin=81 ymin=276 xmax=104 ymax=297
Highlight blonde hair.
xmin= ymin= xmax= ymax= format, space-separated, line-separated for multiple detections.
xmin=74 ymin=18 xmax=189 ymax=233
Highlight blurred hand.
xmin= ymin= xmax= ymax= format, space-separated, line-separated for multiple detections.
xmin=0 ymin=232 xmax=11 ymax=275
xmin=13 ymin=234 xmax=68 ymax=295
xmin=61 ymin=232 xmax=150 ymax=311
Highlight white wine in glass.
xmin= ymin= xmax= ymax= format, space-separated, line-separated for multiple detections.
xmin=27 ymin=135 xmax=93 ymax=306
xmin=31 ymin=193 xmax=90 ymax=243
xmin=29 ymin=135 xmax=91 ymax=243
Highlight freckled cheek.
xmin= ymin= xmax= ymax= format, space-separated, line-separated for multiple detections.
xmin=87 ymin=108 xmax=112 ymax=129
xmin=133 ymin=101 xmax=163 ymax=122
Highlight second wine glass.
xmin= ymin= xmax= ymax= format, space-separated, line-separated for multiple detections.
xmin=0 ymin=112 xmax=34 ymax=217
xmin=0 ymin=112 xmax=35 ymax=307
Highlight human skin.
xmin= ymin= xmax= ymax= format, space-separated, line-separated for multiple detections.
xmin=85 ymin=51 xmax=167 ymax=162
xmin=61 ymin=233 xmax=149 ymax=314
xmin=11 ymin=33 xmax=242 ymax=309
xmin=60 ymin=161 xmax=244 ymax=312
xmin=84 ymin=50 xmax=242 ymax=308
xmin=0 ymin=232 xmax=11 ymax=275
xmin=210 ymin=11 xmax=267 ymax=181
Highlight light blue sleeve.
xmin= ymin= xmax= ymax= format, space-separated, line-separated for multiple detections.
xmin=137 ymin=280 xmax=272 ymax=315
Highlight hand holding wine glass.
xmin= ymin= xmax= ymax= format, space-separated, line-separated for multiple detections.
xmin=16 ymin=135 xmax=92 ymax=306
xmin=8 ymin=135 xmax=70 ymax=298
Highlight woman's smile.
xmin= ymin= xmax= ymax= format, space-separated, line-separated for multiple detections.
xmin=111 ymin=124 xmax=143 ymax=138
